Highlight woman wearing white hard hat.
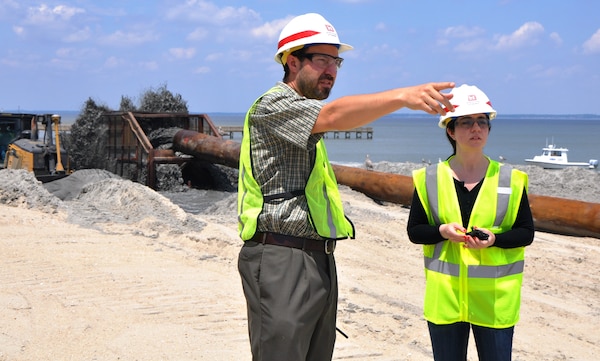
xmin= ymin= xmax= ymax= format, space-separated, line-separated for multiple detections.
xmin=237 ymin=11 xmax=457 ymax=361
xmin=407 ymin=85 xmax=534 ymax=361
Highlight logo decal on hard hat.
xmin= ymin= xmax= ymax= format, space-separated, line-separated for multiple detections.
xmin=325 ymin=24 xmax=334 ymax=32
xmin=468 ymin=95 xmax=476 ymax=101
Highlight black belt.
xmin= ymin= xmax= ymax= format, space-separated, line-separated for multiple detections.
xmin=250 ymin=232 xmax=336 ymax=254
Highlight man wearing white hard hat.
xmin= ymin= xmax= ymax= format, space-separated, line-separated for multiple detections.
xmin=408 ymin=85 xmax=534 ymax=361
xmin=237 ymin=12 xmax=455 ymax=361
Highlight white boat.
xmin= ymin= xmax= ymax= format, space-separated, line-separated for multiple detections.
xmin=525 ymin=143 xmax=598 ymax=169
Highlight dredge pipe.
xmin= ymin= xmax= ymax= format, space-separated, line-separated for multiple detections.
xmin=331 ymin=164 xmax=414 ymax=206
xmin=173 ymin=130 xmax=240 ymax=168
xmin=171 ymin=130 xmax=600 ymax=239
xmin=528 ymin=194 xmax=600 ymax=239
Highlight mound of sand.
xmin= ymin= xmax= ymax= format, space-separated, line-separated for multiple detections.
xmin=0 ymin=169 xmax=206 ymax=238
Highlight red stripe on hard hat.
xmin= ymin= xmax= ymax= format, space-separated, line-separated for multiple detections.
xmin=443 ymin=105 xmax=459 ymax=113
xmin=278 ymin=30 xmax=320 ymax=49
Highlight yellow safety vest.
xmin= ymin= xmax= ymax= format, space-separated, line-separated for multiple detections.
xmin=412 ymin=158 xmax=527 ymax=328
xmin=237 ymin=87 xmax=355 ymax=241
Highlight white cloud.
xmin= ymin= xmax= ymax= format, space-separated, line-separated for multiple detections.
xmin=166 ymin=0 xmax=217 ymax=20
xmin=11 ymin=3 xmax=86 ymax=40
xmin=50 ymin=57 xmax=78 ymax=70
xmin=166 ymin=1 xmax=265 ymax=47
xmin=140 ymin=61 xmax=159 ymax=71
xmin=187 ymin=27 xmax=209 ymax=41
xmin=442 ymin=25 xmax=485 ymax=38
xmin=12 ymin=25 xmax=24 ymax=35
xmin=99 ymin=30 xmax=158 ymax=46
xmin=25 ymin=4 xmax=84 ymax=24
xmin=104 ymin=56 xmax=124 ymax=68
xmin=527 ymin=63 xmax=582 ymax=79
xmin=549 ymin=32 xmax=562 ymax=46
xmin=63 ymin=26 xmax=91 ymax=42
xmin=194 ymin=66 xmax=210 ymax=74
xmin=205 ymin=53 xmax=223 ymax=62
xmin=437 ymin=25 xmax=486 ymax=52
xmin=55 ymin=48 xmax=73 ymax=57
xmin=215 ymin=5 xmax=259 ymax=23
xmin=582 ymin=29 xmax=600 ymax=54
xmin=166 ymin=0 xmax=260 ymax=25
xmin=493 ymin=21 xmax=544 ymax=50
xmin=52 ymin=4 xmax=84 ymax=19
xmin=54 ymin=47 xmax=98 ymax=59
xmin=231 ymin=49 xmax=253 ymax=61
xmin=169 ymin=47 xmax=196 ymax=60
xmin=251 ymin=17 xmax=293 ymax=40
xmin=375 ymin=22 xmax=387 ymax=31
xmin=454 ymin=39 xmax=487 ymax=53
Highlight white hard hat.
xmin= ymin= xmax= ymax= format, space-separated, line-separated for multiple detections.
xmin=438 ymin=84 xmax=497 ymax=128
xmin=274 ymin=13 xmax=353 ymax=64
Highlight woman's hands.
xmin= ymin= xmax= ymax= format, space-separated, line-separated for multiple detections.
xmin=463 ymin=227 xmax=495 ymax=249
xmin=439 ymin=223 xmax=495 ymax=249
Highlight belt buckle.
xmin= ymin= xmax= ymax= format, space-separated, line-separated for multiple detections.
xmin=324 ymin=239 xmax=336 ymax=254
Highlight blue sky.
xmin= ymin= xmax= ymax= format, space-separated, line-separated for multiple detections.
xmin=1 ymin=0 xmax=599 ymax=115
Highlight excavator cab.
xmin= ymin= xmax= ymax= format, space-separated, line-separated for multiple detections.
xmin=0 ymin=113 xmax=34 ymax=165
xmin=0 ymin=123 xmax=16 ymax=162
xmin=2 ymin=113 xmax=69 ymax=182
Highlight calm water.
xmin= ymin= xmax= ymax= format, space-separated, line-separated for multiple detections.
xmin=210 ymin=113 xmax=600 ymax=169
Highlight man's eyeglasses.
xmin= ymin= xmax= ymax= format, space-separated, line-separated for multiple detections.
xmin=301 ymin=53 xmax=344 ymax=69
xmin=455 ymin=117 xmax=489 ymax=129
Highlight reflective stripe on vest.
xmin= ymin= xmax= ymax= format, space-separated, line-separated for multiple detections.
xmin=425 ymin=246 xmax=524 ymax=278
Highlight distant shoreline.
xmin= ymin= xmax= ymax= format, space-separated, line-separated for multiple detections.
xmin=4 ymin=110 xmax=600 ymax=118
xmin=4 ymin=110 xmax=600 ymax=128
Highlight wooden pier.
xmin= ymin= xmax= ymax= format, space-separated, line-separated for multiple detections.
xmin=217 ymin=126 xmax=373 ymax=139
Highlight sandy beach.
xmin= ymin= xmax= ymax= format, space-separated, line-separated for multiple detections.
xmin=1 ymin=167 xmax=599 ymax=361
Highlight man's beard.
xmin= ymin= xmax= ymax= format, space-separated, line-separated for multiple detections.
xmin=297 ymin=73 xmax=334 ymax=100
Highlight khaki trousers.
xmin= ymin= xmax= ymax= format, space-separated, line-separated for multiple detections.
xmin=238 ymin=240 xmax=338 ymax=361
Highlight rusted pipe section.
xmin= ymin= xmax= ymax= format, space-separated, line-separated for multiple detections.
xmin=528 ymin=194 xmax=600 ymax=238
xmin=173 ymin=130 xmax=240 ymax=168
xmin=171 ymin=129 xmax=600 ymax=238
xmin=331 ymin=164 xmax=414 ymax=206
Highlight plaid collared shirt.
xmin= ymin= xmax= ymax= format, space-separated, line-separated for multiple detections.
xmin=249 ymin=82 xmax=325 ymax=240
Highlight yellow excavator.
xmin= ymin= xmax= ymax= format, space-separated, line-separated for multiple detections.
xmin=1 ymin=113 xmax=69 ymax=182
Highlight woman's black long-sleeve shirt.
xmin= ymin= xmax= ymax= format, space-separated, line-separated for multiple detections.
xmin=407 ymin=178 xmax=535 ymax=249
